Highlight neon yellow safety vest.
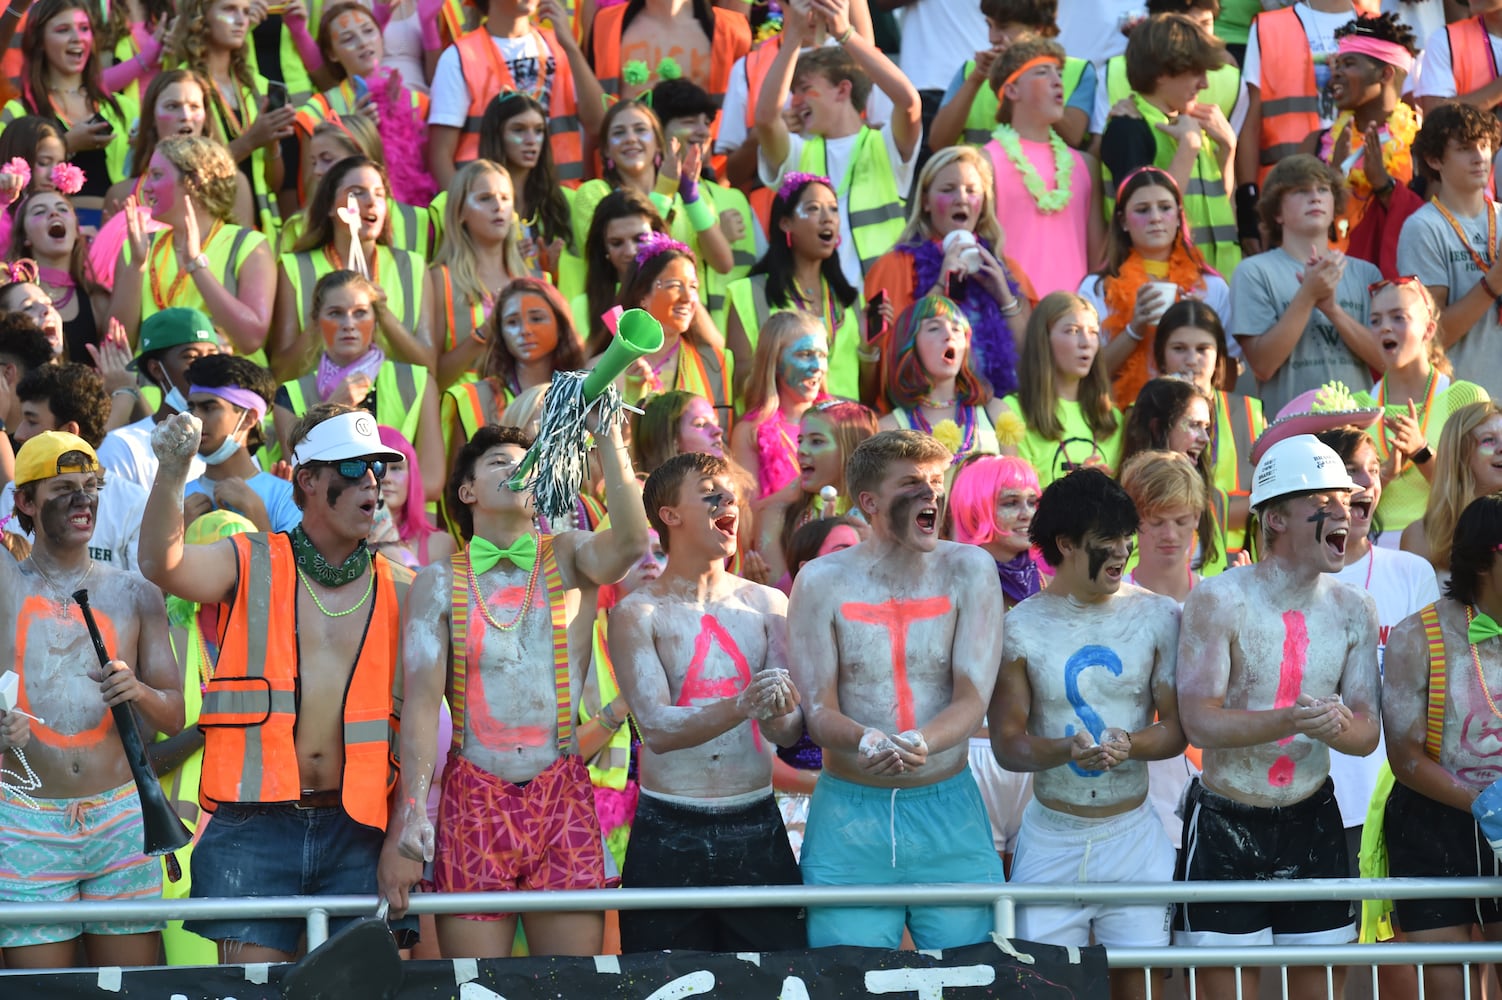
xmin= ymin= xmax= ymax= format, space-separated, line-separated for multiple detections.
xmin=441 ymin=376 xmax=509 ymax=452
xmin=280 ymin=244 xmax=426 ymax=351
xmin=282 ymin=360 xmax=428 ymax=443
xmin=1 ymin=93 xmax=138 ymax=189
xmin=724 ymin=273 xmax=861 ymax=403
xmin=700 ymin=183 xmax=758 ymax=320
xmin=1105 ymin=56 xmax=1240 ymax=123
xmin=128 ymin=223 xmax=270 ymax=368
xmin=1102 ymin=93 xmax=1241 ymax=275
xmin=959 ymin=55 xmax=1087 ymax=146
xmin=797 ymin=127 xmax=905 ymax=276
xmin=243 ymin=3 xmax=327 ymax=105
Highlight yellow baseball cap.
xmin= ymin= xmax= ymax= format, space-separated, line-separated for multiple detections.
xmin=14 ymin=431 xmax=101 ymax=487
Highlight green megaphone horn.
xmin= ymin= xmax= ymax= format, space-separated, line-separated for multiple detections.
xmin=506 ymin=308 xmax=664 ymax=489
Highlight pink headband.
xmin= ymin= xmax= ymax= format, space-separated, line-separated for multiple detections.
xmin=189 ymin=384 xmax=268 ymax=422
xmin=1337 ymin=35 xmax=1413 ymax=76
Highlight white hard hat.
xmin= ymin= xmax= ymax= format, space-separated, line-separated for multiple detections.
xmin=1249 ymin=434 xmax=1354 ymax=510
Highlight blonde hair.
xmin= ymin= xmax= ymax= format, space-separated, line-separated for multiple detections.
xmin=740 ymin=311 xmax=825 ymax=423
xmin=1120 ymin=449 xmax=1207 ymax=519
xmin=156 ymin=135 xmax=239 ymax=222
xmin=896 ymin=146 xmax=1005 ymax=248
xmin=1015 ymin=291 xmax=1117 ymax=441
xmin=432 ymin=160 xmax=526 ymax=314
xmin=1423 ymin=399 xmax=1502 ymax=568
xmin=166 ymin=0 xmax=257 ymax=99
xmin=502 ymin=382 xmax=550 ymax=438
xmin=1371 ymin=279 xmax=1453 ymax=377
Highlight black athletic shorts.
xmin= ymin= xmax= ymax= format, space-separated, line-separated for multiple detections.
xmin=1386 ymin=781 xmax=1502 ymax=932
xmin=1175 ymin=777 xmax=1354 ymax=940
xmin=620 ymin=791 xmax=806 ymax=953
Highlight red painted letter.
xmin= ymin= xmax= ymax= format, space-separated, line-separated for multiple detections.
xmin=841 ymin=597 xmax=953 ymax=732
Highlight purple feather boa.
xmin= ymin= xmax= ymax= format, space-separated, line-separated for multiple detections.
xmin=908 ymin=237 xmax=1020 ymax=398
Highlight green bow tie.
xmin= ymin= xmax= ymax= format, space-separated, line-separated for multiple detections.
xmin=1471 ymin=610 xmax=1502 ymax=646
xmin=469 ymin=534 xmax=537 ymax=574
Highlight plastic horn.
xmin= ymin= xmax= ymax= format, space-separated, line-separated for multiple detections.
xmin=508 ymin=308 xmax=664 ymax=489
xmin=73 ymin=590 xmax=192 ymax=863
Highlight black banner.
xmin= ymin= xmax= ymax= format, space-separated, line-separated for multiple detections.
xmin=0 ymin=939 xmax=1107 ymax=997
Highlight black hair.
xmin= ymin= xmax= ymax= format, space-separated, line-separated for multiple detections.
xmin=748 ymin=175 xmax=857 ymax=314
xmin=1446 ymin=493 xmax=1502 ymax=607
xmin=1333 ymin=11 xmax=1417 ymax=58
xmin=478 ymin=92 xmax=573 ymax=254
xmin=446 ymin=424 xmax=535 ymax=541
xmin=650 ymin=78 xmax=719 ymax=127
xmin=0 ymin=313 xmax=54 ymax=373
xmin=16 ymin=362 xmax=107 ymax=445
xmin=1030 ymin=467 xmax=1140 ymax=567
xmin=786 ymin=514 xmax=866 ymax=579
xmin=187 ymin=354 xmax=276 ymax=452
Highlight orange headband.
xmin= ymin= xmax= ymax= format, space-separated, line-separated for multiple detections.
xmin=1003 ymin=55 xmax=1061 ymax=90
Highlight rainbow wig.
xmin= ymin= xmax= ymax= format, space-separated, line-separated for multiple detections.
xmin=885 ymin=295 xmax=991 ymax=410
xmin=378 ymin=424 xmax=437 ymax=544
xmin=950 ymin=454 xmax=1040 ymax=545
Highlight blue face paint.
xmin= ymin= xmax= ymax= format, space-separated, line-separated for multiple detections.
xmin=779 ymin=333 xmax=828 ymax=394
xmin=1063 ymin=645 xmax=1125 ymax=777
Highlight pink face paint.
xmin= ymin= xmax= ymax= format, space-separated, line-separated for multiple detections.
xmin=463 ymin=584 xmax=554 ymax=751
xmin=842 ymin=597 xmax=952 ymax=732
xmin=677 ymin=615 xmax=760 ymax=750
xmin=1268 ymin=610 xmax=1308 ymax=787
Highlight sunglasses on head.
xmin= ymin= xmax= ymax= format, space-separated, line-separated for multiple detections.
xmin=321 ymin=458 xmax=388 ymax=481
xmin=1367 ymin=275 xmax=1422 ymax=297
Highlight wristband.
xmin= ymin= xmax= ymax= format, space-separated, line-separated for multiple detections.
xmin=1000 ymin=297 xmax=1022 ymax=317
xmin=1411 ymin=444 xmax=1433 ymax=465
xmin=1484 ymin=274 xmax=1502 ymax=301
xmin=600 ymin=701 xmax=623 ymax=731
xmin=684 ymin=197 xmax=716 ymax=233
xmin=1123 ymin=325 xmax=1143 ymax=342
xmin=835 ymin=24 xmax=854 ymax=44
xmin=1236 ymin=183 xmax=1260 ymax=243
xmin=111 ymin=387 xmax=141 ymax=400
xmin=1372 ymin=176 xmax=1396 ymax=198
xmin=857 ymin=344 xmax=880 ymax=363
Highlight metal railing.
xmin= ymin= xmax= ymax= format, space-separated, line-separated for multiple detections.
xmin=3 ymin=879 xmax=1502 ymax=998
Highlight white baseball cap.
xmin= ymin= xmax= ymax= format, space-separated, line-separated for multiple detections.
xmin=290 ymin=411 xmax=403 ymax=468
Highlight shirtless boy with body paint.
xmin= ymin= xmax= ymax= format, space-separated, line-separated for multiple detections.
xmin=140 ymin=404 xmax=417 ymax=964
xmin=393 ymin=422 xmax=650 ymax=960
xmin=1175 ymin=434 xmax=1381 ymax=1000
xmin=609 ymin=452 xmax=807 ymax=953
xmin=788 ymin=429 xmax=1006 ymax=950
xmin=993 ymin=468 xmax=1183 ymax=1000
xmin=0 ymin=432 xmax=183 ymax=970
xmin=1382 ymin=494 xmax=1502 ymax=997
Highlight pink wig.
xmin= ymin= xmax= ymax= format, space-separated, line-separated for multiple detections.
xmin=950 ymin=455 xmax=1040 ymax=545
xmin=378 ymin=424 xmax=437 ymax=543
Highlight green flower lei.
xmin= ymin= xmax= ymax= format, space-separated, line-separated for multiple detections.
xmin=992 ymin=124 xmax=1073 ymax=215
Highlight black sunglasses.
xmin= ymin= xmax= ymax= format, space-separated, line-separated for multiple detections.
xmin=321 ymin=458 xmax=388 ymax=481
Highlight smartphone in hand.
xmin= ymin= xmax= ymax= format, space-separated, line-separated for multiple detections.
xmin=265 ymin=81 xmax=290 ymax=112
xmin=865 ymin=288 xmax=888 ymax=340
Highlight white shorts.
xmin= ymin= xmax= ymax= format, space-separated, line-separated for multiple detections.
xmin=968 ymin=737 xmax=1033 ymax=854
xmin=1011 ymin=798 xmax=1175 ymax=948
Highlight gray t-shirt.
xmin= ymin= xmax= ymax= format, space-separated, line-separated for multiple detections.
xmin=1230 ymin=247 xmax=1380 ymax=417
xmin=1396 ymin=201 xmax=1502 ymax=398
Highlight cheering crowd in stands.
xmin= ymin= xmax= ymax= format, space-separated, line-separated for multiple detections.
xmin=3 ymin=0 xmax=1502 ymax=996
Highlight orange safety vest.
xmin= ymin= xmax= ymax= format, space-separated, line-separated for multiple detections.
xmin=1253 ymin=7 xmax=1322 ymax=184
xmin=741 ymin=34 xmax=782 ymax=131
xmin=196 ymin=532 xmax=404 ymax=831
xmin=591 ymin=3 xmax=750 ymax=147
xmin=452 ymin=27 xmax=584 ymax=185
xmin=1450 ymin=16 xmax=1497 ymax=97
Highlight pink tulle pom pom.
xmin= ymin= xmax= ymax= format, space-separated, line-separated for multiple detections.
xmin=51 ymin=163 xmax=85 ymax=196
xmin=2 ymin=157 xmax=31 ymax=192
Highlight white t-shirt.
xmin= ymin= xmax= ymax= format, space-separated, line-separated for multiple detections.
xmin=1416 ymin=21 xmax=1502 ymax=99
xmin=896 ymin=0 xmax=987 ymax=93
xmin=1327 ymin=545 xmax=1441 ymax=827
xmin=1055 ymin=0 xmax=1143 ymax=72
xmin=97 ymin=416 xmax=205 ymax=491
xmin=429 ymin=33 xmax=553 ymax=128
xmin=1384 ymin=0 xmax=1446 ymax=56
xmin=716 ymin=41 xmax=894 ymax=155
xmin=0 ymin=476 xmax=148 ymax=572
xmin=758 ymin=123 xmax=919 ymax=287
xmin=1244 ymin=4 xmax=1353 ymax=127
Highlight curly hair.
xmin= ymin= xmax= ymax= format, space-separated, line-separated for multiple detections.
xmin=1333 ymin=11 xmax=1418 ymax=59
xmin=156 ymin=135 xmax=241 ymax=223
xmin=1412 ymin=101 xmax=1502 ymax=183
xmin=16 ymin=361 xmax=109 ymax=445
xmin=885 ymin=295 xmax=992 ymax=410
xmin=129 ymin=71 xmax=225 ymax=182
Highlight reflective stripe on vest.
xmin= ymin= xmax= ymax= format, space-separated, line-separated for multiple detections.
xmin=799 ymin=127 xmax=904 ymax=275
xmin=1253 ymin=7 xmax=1321 ymax=181
xmin=282 ymin=246 xmax=422 ymax=338
xmin=284 ymin=364 xmax=424 ymax=441
xmin=1450 ymin=16 xmax=1497 ymax=96
xmin=452 ymin=28 xmax=583 ymax=184
xmin=443 ymin=378 xmax=501 ymax=443
xmin=139 ymin=224 xmax=266 ymax=327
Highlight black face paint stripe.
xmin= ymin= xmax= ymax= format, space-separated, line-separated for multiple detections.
xmin=1306 ymin=508 xmax=1330 ymax=544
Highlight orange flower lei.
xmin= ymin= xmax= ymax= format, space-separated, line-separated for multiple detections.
xmin=1325 ymin=102 xmax=1418 ymax=202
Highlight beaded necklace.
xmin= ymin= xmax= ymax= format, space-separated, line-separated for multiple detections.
xmin=467 ymin=537 xmax=542 ymax=632
xmin=1466 ymin=606 xmax=1502 ymax=722
xmin=297 ymin=565 xmax=375 ymax=617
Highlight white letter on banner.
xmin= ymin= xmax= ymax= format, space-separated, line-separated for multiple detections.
xmin=643 ymin=970 xmax=717 ymax=998
xmin=865 ymin=966 xmax=997 ymax=998
xmin=779 ymin=975 xmax=812 ymax=999
xmin=459 ymin=983 xmax=509 ymax=999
